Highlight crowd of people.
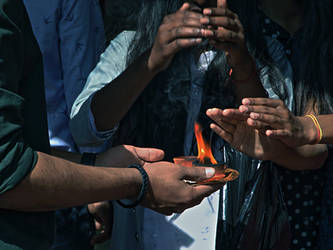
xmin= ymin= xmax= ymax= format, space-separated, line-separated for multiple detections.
xmin=0 ymin=0 xmax=332 ymax=249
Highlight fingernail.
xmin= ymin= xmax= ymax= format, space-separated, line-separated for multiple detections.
xmin=205 ymin=167 xmax=215 ymax=178
xmin=250 ymin=112 xmax=259 ymax=119
xmin=203 ymin=9 xmax=212 ymax=15
xmin=207 ymin=109 xmax=212 ymax=114
xmin=239 ymin=105 xmax=248 ymax=112
xmin=242 ymin=98 xmax=250 ymax=105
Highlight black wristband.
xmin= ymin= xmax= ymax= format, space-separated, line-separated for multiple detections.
xmin=117 ymin=164 xmax=149 ymax=208
xmin=80 ymin=153 xmax=97 ymax=166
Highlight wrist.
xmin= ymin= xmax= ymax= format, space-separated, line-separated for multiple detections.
xmin=229 ymin=56 xmax=256 ymax=83
xmin=119 ymin=164 xmax=149 ymax=207
xmin=298 ymin=116 xmax=318 ymax=144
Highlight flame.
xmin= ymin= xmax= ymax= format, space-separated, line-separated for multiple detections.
xmin=194 ymin=123 xmax=217 ymax=164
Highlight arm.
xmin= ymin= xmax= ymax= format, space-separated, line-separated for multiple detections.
xmin=238 ymin=98 xmax=333 ymax=145
xmin=91 ymin=3 xmax=213 ymax=131
xmin=204 ymin=0 xmax=267 ymax=103
xmin=1 ymin=149 xmax=220 ymax=214
xmin=206 ymin=108 xmax=328 ymax=170
xmin=0 ymin=8 xmax=220 ymax=215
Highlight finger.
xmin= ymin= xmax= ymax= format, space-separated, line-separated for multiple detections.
xmin=266 ymin=129 xmax=291 ymax=138
xmin=249 ymin=112 xmax=284 ymax=128
xmin=207 ymin=108 xmax=245 ymax=125
xmin=134 ymin=147 xmax=165 ymax=162
xmin=181 ymin=166 xmax=216 ymax=181
xmin=166 ymin=38 xmax=203 ymax=55
xmin=221 ymin=108 xmax=248 ymax=120
xmin=239 ymin=104 xmax=277 ymax=115
xmin=203 ymin=8 xmax=236 ymax=19
xmin=203 ymin=17 xmax=239 ymax=31
xmin=180 ymin=2 xmax=190 ymax=11
xmin=217 ymin=0 xmax=228 ymax=8
xmin=210 ymin=123 xmax=233 ymax=143
xmin=242 ymin=98 xmax=284 ymax=108
xmin=246 ymin=117 xmax=272 ymax=129
xmin=168 ymin=26 xmax=212 ymax=43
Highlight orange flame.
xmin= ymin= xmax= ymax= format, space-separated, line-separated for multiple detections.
xmin=194 ymin=122 xmax=217 ymax=164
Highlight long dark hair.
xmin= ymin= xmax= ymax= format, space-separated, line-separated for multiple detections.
xmin=115 ymin=0 xmax=333 ymax=158
xmin=231 ymin=0 xmax=333 ymax=115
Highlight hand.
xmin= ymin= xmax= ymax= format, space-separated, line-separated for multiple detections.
xmin=147 ymin=2 xmax=213 ymax=73
xmin=142 ymin=162 xmax=223 ymax=215
xmin=206 ymin=108 xmax=286 ymax=161
xmin=239 ymin=98 xmax=317 ymax=147
xmin=203 ymin=0 xmax=251 ymax=68
xmin=96 ymin=145 xmax=165 ymax=167
xmin=88 ymin=201 xmax=112 ymax=245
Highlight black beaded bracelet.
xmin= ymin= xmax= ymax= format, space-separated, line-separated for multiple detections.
xmin=117 ymin=164 xmax=150 ymax=208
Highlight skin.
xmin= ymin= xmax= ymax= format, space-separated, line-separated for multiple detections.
xmin=206 ymin=0 xmax=328 ymax=170
xmin=206 ymin=108 xmax=328 ymax=170
xmin=0 ymin=145 xmax=222 ymax=216
xmin=236 ymin=98 xmax=333 ymax=146
xmin=92 ymin=0 xmax=265 ymax=132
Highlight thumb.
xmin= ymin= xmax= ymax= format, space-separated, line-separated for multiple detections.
xmin=180 ymin=2 xmax=190 ymax=11
xmin=134 ymin=147 xmax=165 ymax=162
xmin=182 ymin=166 xmax=215 ymax=182
xmin=217 ymin=0 xmax=227 ymax=8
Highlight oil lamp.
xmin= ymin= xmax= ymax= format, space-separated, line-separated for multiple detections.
xmin=174 ymin=123 xmax=239 ymax=184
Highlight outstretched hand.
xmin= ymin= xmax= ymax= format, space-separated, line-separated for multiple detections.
xmin=96 ymin=145 xmax=165 ymax=167
xmin=206 ymin=108 xmax=286 ymax=161
xmin=239 ymin=98 xmax=317 ymax=147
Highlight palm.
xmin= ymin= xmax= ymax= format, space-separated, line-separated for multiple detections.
xmin=230 ymin=122 xmax=284 ymax=161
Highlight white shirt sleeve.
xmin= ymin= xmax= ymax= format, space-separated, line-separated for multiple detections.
xmin=70 ymin=31 xmax=136 ymax=147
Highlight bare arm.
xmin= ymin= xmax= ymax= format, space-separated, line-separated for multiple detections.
xmin=92 ymin=3 xmax=213 ymax=131
xmin=238 ymin=98 xmax=333 ymax=145
xmin=0 ymin=148 xmax=219 ymax=214
xmin=206 ymin=108 xmax=328 ymax=170
xmin=204 ymin=0 xmax=267 ymax=103
xmin=0 ymin=152 xmax=140 ymax=211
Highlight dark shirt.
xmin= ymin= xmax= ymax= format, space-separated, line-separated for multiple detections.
xmin=0 ymin=0 xmax=53 ymax=249
xmin=259 ymin=11 xmax=325 ymax=250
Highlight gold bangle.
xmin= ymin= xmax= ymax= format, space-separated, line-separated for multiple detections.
xmin=305 ymin=114 xmax=323 ymax=144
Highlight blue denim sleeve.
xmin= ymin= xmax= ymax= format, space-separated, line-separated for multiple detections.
xmin=70 ymin=31 xmax=135 ymax=147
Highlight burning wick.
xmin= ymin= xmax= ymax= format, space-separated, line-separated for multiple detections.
xmin=195 ymin=123 xmax=217 ymax=165
xmin=173 ymin=122 xmax=239 ymax=184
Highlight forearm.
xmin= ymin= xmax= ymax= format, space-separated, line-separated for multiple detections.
xmin=301 ymin=114 xmax=333 ymax=144
xmin=231 ymin=56 xmax=267 ymax=104
xmin=0 ymin=152 xmax=141 ymax=211
xmin=92 ymin=51 xmax=156 ymax=131
xmin=270 ymin=143 xmax=328 ymax=170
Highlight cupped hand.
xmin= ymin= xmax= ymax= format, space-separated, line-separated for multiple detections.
xmin=239 ymin=98 xmax=316 ymax=147
xmin=147 ymin=2 xmax=213 ymax=73
xmin=96 ymin=145 xmax=165 ymax=167
xmin=142 ymin=162 xmax=223 ymax=215
xmin=202 ymin=0 xmax=251 ymax=68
